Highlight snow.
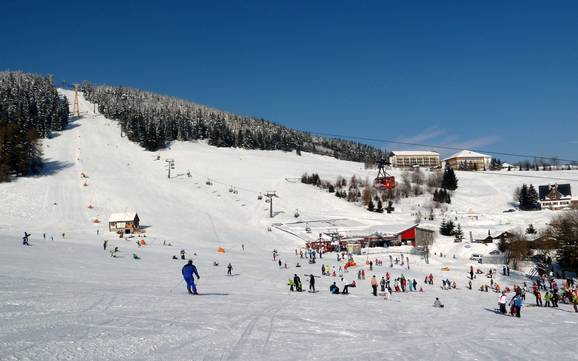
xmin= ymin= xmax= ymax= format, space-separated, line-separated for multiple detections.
xmin=1 ymin=90 xmax=578 ymax=360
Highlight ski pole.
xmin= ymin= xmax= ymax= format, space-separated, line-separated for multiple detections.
xmin=169 ymin=279 xmax=184 ymax=293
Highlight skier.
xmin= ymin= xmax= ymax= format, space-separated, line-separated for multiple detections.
xmin=22 ymin=232 xmax=31 ymax=246
xmin=110 ymin=246 xmax=119 ymax=258
xmin=498 ymin=292 xmax=507 ymax=314
xmin=288 ymin=278 xmax=295 ymax=292
xmin=103 ymin=240 xmax=108 ymax=251
xmin=380 ymin=277 xmax=386 ymax=292
xmin=470 ymin=265 xmax=474 ymax=280
xmin=242 ymin=244 xmax=245 ymax=251
xmin=371 ymin=275 xmax=378 ymax=296
xmin=180 ymin=249 xmax=186 ymax=260
xmin=182 ymin=260 xmax=200 ymax=295
xmin=227 ymin=263 xmax=233 ymax=276
xmin=329 ymin=282 xmax=340 ymax=294
xmin=309 ymin=274 xmax=316 ymax=293
xmin=97 ymin=229 xmax=99 ymax=236
xmin=293 ymin=274 xmax=302 ymax=292
xmin=43 ymin=233 xmax=46 ymax=240
xmin=510 ymin=294 xmax=522 ymax=317
xmin=433 ymin=297 xmax=444 ymax=308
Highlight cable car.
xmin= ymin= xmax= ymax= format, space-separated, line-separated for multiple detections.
xmin=374 ymin=159 xmax=396 ymax=190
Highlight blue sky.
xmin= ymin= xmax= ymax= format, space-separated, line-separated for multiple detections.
xmin=1 ymin=1 xmax=577 ymax=161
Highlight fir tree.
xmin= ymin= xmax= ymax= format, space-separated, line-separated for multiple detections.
xmin=441 ymin=167 xmax=458 ymax=190
xmin=440 ymin=219 xmax=456 ymax=236
xmin=454 ymin=224 xmax=463 ymax=239
xmin=367 ymin=199 xmax=375 ymax=212
xmin=376 ymin=199 xmax=384 ymax=213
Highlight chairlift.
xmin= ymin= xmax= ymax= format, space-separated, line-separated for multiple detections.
xmin=229 ymin=186 xmax=234 ymax=193
xmin=233 ymin=189 xmax=238 ymax=194
xmin=305 ymin=223 xmax=311 ymax=233
xmin=206 ymin=179 xmax=213 ymax=186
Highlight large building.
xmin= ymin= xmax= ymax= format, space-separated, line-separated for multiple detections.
xmin=442 ymin=150 xmax=492 ymax=170
xmin=539 ymin=184 xmax=572 ymax=210
xmin=389 ymin=151 xmax=440 ymax=168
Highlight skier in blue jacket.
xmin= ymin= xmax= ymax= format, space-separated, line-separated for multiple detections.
xmin=182 ymin=260 xmax=200 ymax=295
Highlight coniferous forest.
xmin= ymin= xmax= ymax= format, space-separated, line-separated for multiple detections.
xmin=0 ymin=71 xmax=69 ymax=182
xmin=81 ymin=82 xmax=386 ymax=162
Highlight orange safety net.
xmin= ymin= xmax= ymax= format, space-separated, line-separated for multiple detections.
xmin=217 ymin=247 xmax=225 ymax=254
xmin=139 ymin=239 xmax=147 ymax=246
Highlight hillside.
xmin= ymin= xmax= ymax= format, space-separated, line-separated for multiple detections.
xmin=82 ymin=83 xmax=386 ymax=162
xmin=1 ymin=90 xmax=578 ymax=360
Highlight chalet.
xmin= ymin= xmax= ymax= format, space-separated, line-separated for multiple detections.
xmin=442 ymin=150 xmax=491 ymax=171
xmin=539 ymin=184 xmax=572 ymax=210
xmin=389 ymin=151 xmax=440 ymax=169
xmin=108 ymin=212 xmax=140 ymax=233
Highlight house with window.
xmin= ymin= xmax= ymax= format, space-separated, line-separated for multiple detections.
xmin=538 ymin=184 xmax=572 ymax=210
xmin=442 ymin=150 xmax=492 ymax=170
xmin=389 ymin=151 xmax=440 ymax=168
xmin=108 ymin=212 xmax=140 ymax=233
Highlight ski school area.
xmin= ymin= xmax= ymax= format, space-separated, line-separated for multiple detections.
xmin=4 ymin=218 xmax=578 ymax=361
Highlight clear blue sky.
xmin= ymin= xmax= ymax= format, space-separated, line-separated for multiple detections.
xmin=2 ymin=0 xmax=577 ymax=161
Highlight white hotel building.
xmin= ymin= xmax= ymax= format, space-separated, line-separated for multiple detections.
xmin=389 ymin=151 xmax=441 ymax=168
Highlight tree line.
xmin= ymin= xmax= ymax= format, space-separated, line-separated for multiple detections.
xmin=0 ymin=71 xmax=69 ymax=182
xmin=81 ymin=82 xmax=386 ymax=162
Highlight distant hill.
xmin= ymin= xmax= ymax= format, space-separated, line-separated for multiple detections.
xmin=82 ymin=82 xmax=385 ymax=163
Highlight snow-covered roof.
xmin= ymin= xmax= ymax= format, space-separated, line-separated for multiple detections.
xmin=108 ymin=212 xmax=138 ymax=223
xmin=443 ymin=150 xmax=491 ymax=161
xmin=391 ymin=151 xmax=440 ymax=156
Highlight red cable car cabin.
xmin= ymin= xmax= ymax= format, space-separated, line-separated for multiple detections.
xmin=373 ymin=158 xmax=396 ymax=190
xmin=374 ymin=176 xmax=396 ymax=190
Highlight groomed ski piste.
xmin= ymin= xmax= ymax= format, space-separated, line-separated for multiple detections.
xmin=1 ymin=90 xmax=578 ymax=361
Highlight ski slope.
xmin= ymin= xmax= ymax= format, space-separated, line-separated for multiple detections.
xmin=1 ymin=90 xmax=578 ymax=361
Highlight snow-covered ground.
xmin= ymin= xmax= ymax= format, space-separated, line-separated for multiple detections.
xmin=1 ymin=91 xmax=577 ymax=360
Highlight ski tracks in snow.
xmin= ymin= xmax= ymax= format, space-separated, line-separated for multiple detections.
xmin=224 ymin=303 xmax=282 ymax=361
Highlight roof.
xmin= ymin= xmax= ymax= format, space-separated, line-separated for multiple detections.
xmin=108 ymin=212 xmax=138 ymax=223
xmin=538 ymin=184 xmax=571 ymax=201
xmin=391 ymin=151 xmax=440 ymax=156
xmin=443 ymin=150 xmax=491 ymax=161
